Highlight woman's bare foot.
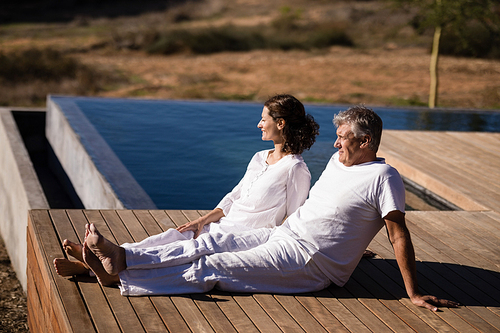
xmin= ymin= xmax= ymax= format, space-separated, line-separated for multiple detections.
xmin=82 ymin=243 xmax=120 ymax=286
xmin=85 ymin=223 xmax=127 ymax=275
xmin=363 ymin=250 xmax=376 ymax=258
xmin=53 ymin=258 xmax=90 ymax=276
xmin=63 ymin=239 xmax=84 ymax=262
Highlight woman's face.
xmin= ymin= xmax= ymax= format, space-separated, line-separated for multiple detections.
xmin=257 ymin=107 xmax=283 ymax=143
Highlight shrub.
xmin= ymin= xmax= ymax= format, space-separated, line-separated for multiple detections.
xmin=440 ymin=21 xmax=500 ymax=58
xmin=0 ymin=48 xmax=126 ymax=106
xmin=0 ymin=49 xmax=79 ymax=83
xmin=144 ymin=23 xmax=353 ymax=55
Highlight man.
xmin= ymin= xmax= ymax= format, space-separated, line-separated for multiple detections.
xmin=84 ymin=105 xmax=458 ymax=311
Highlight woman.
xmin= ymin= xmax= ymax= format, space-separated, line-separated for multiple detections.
xmin=54 ymin=94 xmax=320 ymax=276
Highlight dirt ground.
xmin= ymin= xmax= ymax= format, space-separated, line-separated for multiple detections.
xmin=1 ymin=0 xmax=500 ymax=109
xmin=78 ymin=46 xmax=500 ymax=109
xmin=0 ymin=237 xmax=28 ymax=333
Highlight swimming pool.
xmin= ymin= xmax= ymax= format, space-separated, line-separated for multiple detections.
xmin=48 ymin=96 xmax=500 ymax=210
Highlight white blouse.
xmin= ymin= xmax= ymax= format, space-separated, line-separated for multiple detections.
xmin=213 ymin=149 xmax=311 ymax=232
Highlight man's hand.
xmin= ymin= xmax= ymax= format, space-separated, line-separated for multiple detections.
xmin=384 ymin=211 xmax=460 ymax=312
xmin=411 ymin=294 xmax=460 ymax=311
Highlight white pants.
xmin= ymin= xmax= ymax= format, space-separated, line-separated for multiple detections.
xmin=120 ymin=220 xmax=250 ymax=250
xmin=119 ymin=228 xmax=330 ymax=296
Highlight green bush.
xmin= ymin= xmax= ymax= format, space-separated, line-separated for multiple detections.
xmin=143 ymin=23 xmax=353 ymax=55
xmin=0 ymin=48 xmax=127 ymax=106
xmin=440 ymin=21 xmax=500 ymax=58
xmin=0 ymin=49 xmax=79 ymax=83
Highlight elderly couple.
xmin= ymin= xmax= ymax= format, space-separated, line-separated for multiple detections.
xmin=54 ymin=94 xmax=458 ymax=311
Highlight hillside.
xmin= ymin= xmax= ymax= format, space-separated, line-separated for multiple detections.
xmin=0 ymin=0 xmax=499 ymax=107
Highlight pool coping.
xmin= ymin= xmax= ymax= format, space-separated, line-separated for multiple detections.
xmin=46 ymin=95 xmax=156 ymax=210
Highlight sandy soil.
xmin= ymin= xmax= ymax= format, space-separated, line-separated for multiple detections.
xmin=76 ymin=46 xmax=500 ymax=109
xmin=0 ymin=237 xmax=28 ymax=332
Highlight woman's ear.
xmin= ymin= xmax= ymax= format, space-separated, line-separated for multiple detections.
xmin=278 ymin=119 xmax=285 ymax=130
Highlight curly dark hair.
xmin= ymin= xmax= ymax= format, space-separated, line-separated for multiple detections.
xmin=264 ymin=94 xmax=320 ymax=155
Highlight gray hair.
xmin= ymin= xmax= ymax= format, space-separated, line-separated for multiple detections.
xmin=333 ymin=105 xmax=383 ymax=152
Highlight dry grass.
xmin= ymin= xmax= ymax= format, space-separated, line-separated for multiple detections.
xmin=0 ymin=0 xmax=499 ymax=108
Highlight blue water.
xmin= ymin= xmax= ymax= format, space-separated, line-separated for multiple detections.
xmin=63 ymin=97 xmax=500 ymax=209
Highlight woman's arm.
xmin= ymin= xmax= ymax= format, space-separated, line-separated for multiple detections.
xmin=176 ymin=208 xmax=225 ymax=238
xmin=285 ymin=162 xmax=311 ymax=216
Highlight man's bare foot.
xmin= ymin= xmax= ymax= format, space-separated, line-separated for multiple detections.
xmin=53 ymin=258 xmax=90 ymax=276
xmin=63 ymin=239 xmax=84 ymax=262
xmin=85 ymin=223 xmax=127 ymax=275
xmin=82 ymin=243 xmax=120 ymax=286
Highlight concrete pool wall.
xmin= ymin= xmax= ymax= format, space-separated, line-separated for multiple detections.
xmin=0 ymin=108 xmax=49 ymax=291
xmin=46 ymin=96 xmax=156 ymax=210
xmin=0 ymin=97 xmax=156 ymax=292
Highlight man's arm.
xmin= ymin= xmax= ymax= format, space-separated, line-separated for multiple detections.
xmin=384 ymin=210 xmax=460 ymax=311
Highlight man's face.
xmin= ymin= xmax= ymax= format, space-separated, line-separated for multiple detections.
xmin=334 ymin=124 xmax=366 ymax=166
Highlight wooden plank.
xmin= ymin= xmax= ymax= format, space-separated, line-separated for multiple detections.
xmin=149 ymin=210 xmax=177 ymax=230
xmin=206 ymin=292 xmax=260 ymax=333
xmin=294 ymin=295 xmax=349 ymax=333
xmin=363 ymin=236 xmax=487 ymax=333
xmin=399 ymin=131 xmax=500 ymax=188
xmin=313 ymin=289 xmax=372 ymax=333
xmin=171 ymin=295 xmax=216 ymax=332
xmin=350 ymin=265 xmax=435 ymax=332
xmin=27 ymin=232 xmax=49 ymax=332
xmin=27 ymin=268 xmax=43 ymax=333
xmin=165 ymin=210 xmax=190 ymax=227
xmin=133 ymin=210 xmax=164 ymax=235
xmin=30 ymin=203 xmax=500 ymax=333
xmin=64 ymin=209 xmax=151 ymax=333
xmin=252 ymin=294 xmax=305 ymax=332
xmin=447 ymin=132 xmax=500 ymax=159
xmin=101 ymin=210 xmax=170 ymax=333
xmin=232 ymin=294 xmax=283 ymax=332
xmin=327 ymin=284 xmax=393 ymax=333
xmin=28 ymin=210 xmax=96 ymax=333
xmin=191 ymin=293 xmax=238 ymax=333
xmin=380 ymin=132 xmax=492 ymax=210
xmin=150 ymin=296 xmax=192 ymax=333
xmin=454 ymin=211 xmax=500 ymax=244
xmin=66 ymin=210 xmax=90 ymax=242
xmin=273 ymin=294 xmax=328 ymax=332
xmin=367 ymin=241 xmax=495 ymax=333
xmin=115 ymin=210 xmax=149 ymax=241
xmin=183 ymin=210 xmax=203 ymax=223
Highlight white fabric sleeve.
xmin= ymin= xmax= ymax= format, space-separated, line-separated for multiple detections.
xmin=285 ymin=162 xmax=311 ymax=216
xmin=379 ymin=170 xmax=406 ymax=218
xmin=215 ymin=177 xmax=244 ymax=216
xmin=215 ymin=152 xmax=259 ymax=215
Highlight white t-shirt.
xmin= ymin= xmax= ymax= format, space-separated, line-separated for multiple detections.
xmin=281 ymin=152 xmax=405 ymax=287
xmin=214 ymin=149 xmax=311 ymax=232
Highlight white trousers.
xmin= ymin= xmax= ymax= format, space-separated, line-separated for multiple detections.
xmin=118 ymin=228 xmax=330 ymax=296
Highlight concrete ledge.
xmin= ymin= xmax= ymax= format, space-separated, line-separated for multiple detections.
xmin=0 ymin=108 xmax=49 ymax=291
xmin=46 ymin=96 xmax=156 ymax=209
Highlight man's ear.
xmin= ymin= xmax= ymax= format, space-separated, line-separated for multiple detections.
xmin=360 ymin=135 xmax=371 ymax=147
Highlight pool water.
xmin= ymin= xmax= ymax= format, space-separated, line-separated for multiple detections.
xmin=56 ymin=96 xmax=500 ymax=209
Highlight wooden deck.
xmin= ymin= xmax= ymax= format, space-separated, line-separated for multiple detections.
xmin=379 ymin=130 xmax=500 ymax=212
xmin=27 ymin=130 xmax=500 ymax=332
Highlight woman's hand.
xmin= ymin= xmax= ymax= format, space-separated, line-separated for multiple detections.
xmin=176 ymin=208 xmax=225 ymax=239
xmin=176 ymin=217 xmax=207 ymax=238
